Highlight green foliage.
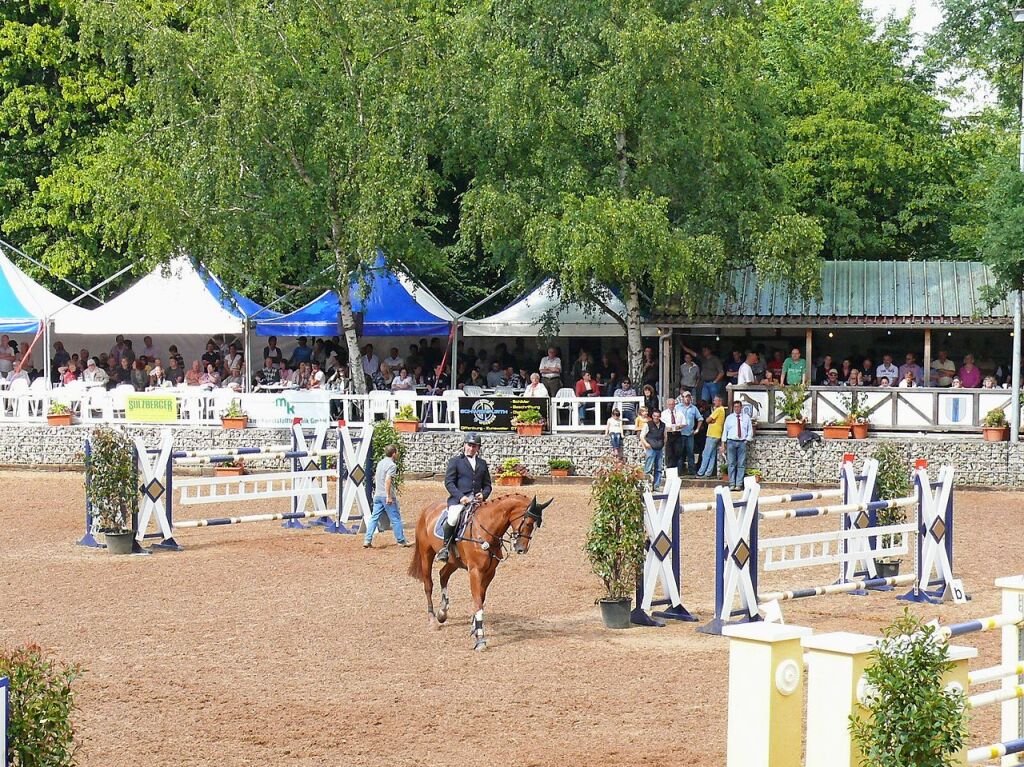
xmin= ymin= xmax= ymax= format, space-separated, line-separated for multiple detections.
xmin=585 ymin=460 xmax=646 ymax=600
xmin=46 ymin=402 xmax=70 ymax=416
xmin=983 ymin=407 xmax=1008 ymax=428
xmin=497 ymin=458 xmax=528 ymax=479
xmin=0 ymin=645 xmax=80 ymax=767
xmin=776 ymin=382 xmax=807 ymax=421
xmin=548 ymin=458 xmax=573 ymax=470
xmin=841 ymin=392 xmax=871 ymax=423
xmin=850 ymin=610 xmax=967 ymax=767
xmin=220 ymin=400 xmax=246 ymax=419
xmin=512 ymin=407 xmax=544 ymax=425
xmin=395 ymin=404 xmax=418 ymax=422
xmin=872 ymin=443 xmax=911 ymax=545
xmin=370 ymin=422 xmax=405 ymax=493
xmin=85 ymin=427 xmax=135 ymax=533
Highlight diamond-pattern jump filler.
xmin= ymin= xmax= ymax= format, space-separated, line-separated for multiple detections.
xmin=854 ymin=510 xmax=870 ymax=529
xmin=143 ymin=478 xmax=165 ymax=503
xmin=930 ymin=516 xmax=947 ymax=544
xmin=731 ymin=539 xmax=751 ymax=570
xmin=349 ymin=464 xmax=365 ymax=486
xmin=338 ymin=424 xmax=374 ymax=530
xmin=652 ymin=532 xmax=673 ymax=562
xmin=637 ymin=475 xmax=684 ymax=619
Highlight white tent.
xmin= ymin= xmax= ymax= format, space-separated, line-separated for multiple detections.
xmin=462 ymin=279 xmax=653 ymax=337
xmin=0 ymin=247 xmax=92 ymax=329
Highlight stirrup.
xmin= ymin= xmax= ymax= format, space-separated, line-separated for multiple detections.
xmin=436 ymin=545 xmax=450 ymax=562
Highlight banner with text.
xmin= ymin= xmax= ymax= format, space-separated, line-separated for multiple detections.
xmin=240 ymin=391 xmax=333 ymax=428
xmin=125 ymin=394 xmax=178 ymax=423
xmin=457 ymin=396 xmax=549 ymax=432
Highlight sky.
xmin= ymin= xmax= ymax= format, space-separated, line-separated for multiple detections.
xmin=864 ymin=0 xmax=943 ymax=36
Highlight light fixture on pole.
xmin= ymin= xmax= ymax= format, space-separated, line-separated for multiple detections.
xmin=1010 ymin=9 xmax=1024 ymax=443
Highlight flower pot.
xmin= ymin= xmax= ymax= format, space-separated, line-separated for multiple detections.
xmin=785 ymin=420 xmax=805 ymax=438
xmin=983 ymin=426 xmax=1010 ymax=442
xmin=822 ymin=425 xmax=851 ymax=440
xmin=47 ymin=413 xmax=73 ymax=427
xmin=746 ymin=475 xmax=761 ymax=484
xmin=850 ymin=422 xmax=870 ymax=440
xmin=550 ymin=468 xmax=571 ymax=477
xmin=221 ymin=416 xmax=248 ymax=429
xmin=214 ymin=466 xmax=246 ymax=477
xmin=497 ymin=475 xmax=526 ymax=486
xmin=104 ymin=531 xmax=135 ymax=555
xmin=874 ymin=558 xmax=901 ymax=579
xmin=600 ymin=598 xmax=632 ymax=629
xmin=393 ymin=419 xmax=420 ymax=433
xmin=516 ymin=424 xmax=544 ymax=437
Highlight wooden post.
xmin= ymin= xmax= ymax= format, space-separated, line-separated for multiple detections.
xmin=999 ymin=576 xmax=1024 ymax=766
xmin=924 ymin=328 xmax=933 ymax=386
xmin=805 ymin=329 xmax=813 ymax=384
xmin=659 ymin=328 xmax=671 ymax=398
xmin=723 ymin=623 xmax=812 ymax=767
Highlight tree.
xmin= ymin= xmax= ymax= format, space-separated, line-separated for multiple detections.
xmin=445 ymin=0 xmax=823 ymax=384
xmin=80 ymin=0 xmax=444 ymax=392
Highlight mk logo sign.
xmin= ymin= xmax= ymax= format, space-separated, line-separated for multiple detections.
xmin=275 ymin=397 xmax=295 ymax=414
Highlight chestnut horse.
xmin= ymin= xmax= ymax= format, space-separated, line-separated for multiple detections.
xmin=407 ymin=494 xmax=551 ymax=651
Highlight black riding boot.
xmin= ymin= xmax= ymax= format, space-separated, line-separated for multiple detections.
xmin=436 ymin=521 xmax=457 ymax=562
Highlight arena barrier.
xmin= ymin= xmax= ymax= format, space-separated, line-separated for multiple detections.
xmin=78 ymin=421 xmax=375 ymax=552
xmin=698 ymin=459 xmax=962 ymax=635
xmin=723 ymin=576 xmax=1024 ymax=767
xmin=630 ymin=456 xmax=879 ymax=628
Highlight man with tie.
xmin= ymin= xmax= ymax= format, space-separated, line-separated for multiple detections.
xmin=722 ymin=400 xmax=754 ymax=491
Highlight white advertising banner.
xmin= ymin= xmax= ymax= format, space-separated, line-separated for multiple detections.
xmin=240 ymin=391 xmax=333 ymax=428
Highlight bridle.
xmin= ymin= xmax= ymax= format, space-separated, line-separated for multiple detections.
xmin=472 ymin=506 xmax=544 ymax=560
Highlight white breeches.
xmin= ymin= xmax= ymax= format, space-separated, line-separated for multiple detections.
xmin=446 ymin=504 xmax=464 ymax=526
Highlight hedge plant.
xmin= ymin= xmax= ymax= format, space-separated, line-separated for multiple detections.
xmin=370 ymin=421 xmax=406 ymax=493
xmin=85 ymin=428 xmax=136 ymax=533
xmin=0 ymin=645 xmax=80 ymax=767
xmin=585 ymin=460 xmax=646 ymax=600
xmin=873 ymin=441 xmax=912 ymax=545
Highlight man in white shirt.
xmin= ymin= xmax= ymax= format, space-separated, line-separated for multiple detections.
xmin=930 ymin=350 xmax=955 ymax=387
xmin=538 ymin=347 xmax=562 ymax=396
xmin=309 ymin=361 xmax=326 ymax=389
xmin=876 ymin=354 xmax=898 ymax=385
xmin=82 ymin=358 xmax=109 ymax=386
xmin=736 ymin=353 xmax=756 ymax=386
xmin=382 ymin=347 xmax=404 ymax=370
xmin=360 ymin=344 xmax=380 ymax=377
xmin=722 ymin=400 xmax=754 ymax=491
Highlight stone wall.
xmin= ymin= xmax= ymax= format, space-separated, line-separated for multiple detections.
xmin=0 ymin=425 xmax=1019 ymax=487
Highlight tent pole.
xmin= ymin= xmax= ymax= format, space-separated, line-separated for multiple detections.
xmin=243 ymin=319 xmax=251 ymax=393
xmin=43 ymin=319 xmax=51 ymax=388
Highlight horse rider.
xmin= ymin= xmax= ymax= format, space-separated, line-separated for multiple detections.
xmin=437 ymin=432 xmax=493 ymax=562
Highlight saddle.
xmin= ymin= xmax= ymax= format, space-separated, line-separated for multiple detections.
xmin=432 ymin=502 xmax=479 ymax=541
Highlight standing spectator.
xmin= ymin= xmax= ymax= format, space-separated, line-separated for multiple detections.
xmin=725 ymin=350 xmax=743 ymax=386
xmin=383 ymin=346 xmax=404 ymax=370
xmin=737 ymin=353 xmax=756 ymax=386
xmin=958 ymin=354 xmax=982 ymax=388
xmin=360 ymin=344 xmax=380 ymax=381
xmin=876 ymin=354 xmax=899 ymax=385
xmin=839 ymin=359 xmax=854 ymax=382
xmin=679 ymin=352 xmax=700 ymax=395
xmin=815 ymin=354 xmax=834 ymax=385
xmin=142 ymin=336 xmax=157 ymax=359
xmin=661 ymin=398 xmax=681 ymax=476
xmin=640 ymin=409 xmax=666 ymax=488
xmin=696 ymin=345 xmax=725 ymax=402
xmin=0 ymin=335 xmax=14 ymax=378
xmin=898 ymin=353 xmax=924 ymax=384
xmin=766 ymin=350 xmax=784 ymax=377
xmin=675 ymin=391 xmax=704 ymax=476
xmin=749 ymin=351 xmax=766 ymax=381
xmin=642 ymin=384 xmax=659 ymax=416
xmin=641 ymin=346 xmax=659 ymax=390
xmin=363 ymin=444 xmax=410 ymax=548
xmin=290 ymin=337 xmax=313 ymax=366
xmin=538 ymin=347 xmax=563 ymax=396
xmin=263 ymin=336 xmax=283 ymax=364
xmin=697 ymin=395 xmax=726 ymax=478
xmin=523 ymin=373 xmax=547 ymax=397
xmin=613 ymin=378 xmax=638 ymax=423
xmin=781 ymin=348 xmax=807 ymax=386
xmin=605 ymin=408 xmax=624 ymax=460
xmin=723 ymin=400 xmax=754 ymax=491
xmin=571 ymin=349 xmax=593 ymax=384
xmin=931 ymin=350 xmax=956 ymax=387
xmin=52 ymin=341 xmax=70 ymax=369
xmin=109 ymin=335 xmax=125 ymax=365
xmin=201 ymin=341 xmax=221 ymax=371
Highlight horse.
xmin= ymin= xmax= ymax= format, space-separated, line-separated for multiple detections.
xmin=407 ymin=494 xmax=551 ymax=651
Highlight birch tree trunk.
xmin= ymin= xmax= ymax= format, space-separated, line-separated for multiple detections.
xmin=624 ymin=280 xmax=643 ymax=388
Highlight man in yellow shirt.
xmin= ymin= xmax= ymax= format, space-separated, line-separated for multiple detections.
xmin=696 ymin=395 xmax=726 ymax=478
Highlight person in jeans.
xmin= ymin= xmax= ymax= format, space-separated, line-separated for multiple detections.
xmin=640 ymin=409 xmax=666 ymax=488
xmin=723 ymin=400 xmax=754 ymax=491
xmin=605 ymin=408 xmax=624 ymax=460
xmin=697 ymin=395 xmax=725 ymax=478
xmin=363 ymin=444 xmax=410 ymax=548
xmin=674 ymin=392 xmax=704 ymax=475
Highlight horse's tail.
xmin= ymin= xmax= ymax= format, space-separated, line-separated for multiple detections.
xmin=407 ymin=540 xmax=424 ymax=580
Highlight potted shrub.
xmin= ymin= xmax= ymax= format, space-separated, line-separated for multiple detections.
xmin=512 ymin=407 xmax=545 ymax=436
xmin=214 ymin=458 xmax=247 ymax=477
xmin=393 ymin=403 xmax=421 ymax=433
xmin=47 ymin=402 xmax=73 ymax=427
xmin=85 ymin=427 xmax=137 ymax=555
xmin=982 ymin=407 xmax=1010 ymax=442
xmin=843 ymin=393 xmax=871 ymax=439
xmin=496 ymin=458 xmax=529 ymax=486
xmin=745 ymin=468 xmax=762 ymax=484
xmin=777 ymin=383 xmax=807 ymax=437
xmin=822 ymin=418 xmax=851 ymax=439
xmin=850 ymin=611 xmax=967 ymax=767
xmin=585 ymin=461 xmax=646 ymax=629
xmin=220 ymin=400 xmax=248 ymax=429
xmin=873 ymin=442 xmax=911 ymax=577
xmin=549 ymin=458 xmax=574 ymax=477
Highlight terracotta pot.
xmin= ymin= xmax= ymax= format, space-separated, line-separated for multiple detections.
xmin=214 ymin=466 xmax=246 ymax=477
xmin=983 ymin=426 xmax=1010 ymax=442
xmin=497 ymin=475 xmax=526 ymax=486
xmin=393 ymin=419 xmax=420 ymax=433
xmin=850 ymin=422 xmax=870 ymax=440
xmin=822 ymin=425 xmax=851 ymax=440
xmin=785 ymin=420 xmax=805 ymax=438
xmin=47 ymin=413 xmax=73 ymax=427
xmin=550 ymin=468 xmax=571 ymax=477
xmin=516 ymin=424 xmax=544 ymax=437
xmin=221 ymin=416 xmax=248 ymax=430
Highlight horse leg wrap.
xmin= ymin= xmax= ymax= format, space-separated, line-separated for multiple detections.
xmin=472 ymin=610 xmax=486 ymax=651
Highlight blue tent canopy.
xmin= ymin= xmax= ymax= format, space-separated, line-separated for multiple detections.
xmin=200 ymin=267 xmax=278 ymax=320
xmin=0 ymin=268 xmax=40 ymax=334
xmin=254 ymin=259 xmax=455 ymax=337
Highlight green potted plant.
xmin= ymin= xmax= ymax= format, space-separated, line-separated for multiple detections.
xmin=549 ymin=458 xmax=574 ymax=477
xmin=512 ymin=406 xmax=546 ymax=436
xmin=776 ymin=383 xmax=807 ymax=437
xmin=872 ymin=442 xmax=911 ymax=577
xmin=220 ymin=400 xmax=248 ymax=429
xmin=393 ymin=403 xmax=421 ymax=433
xmin=822 ymin=418 xmax=851 ymax=439
xmin=85 ymin=427 xmax=137 ymax=554
xmin=843 ymin=393 xmax=871 ymax=439
xmin=745 ymin=467 xmax=762 ymax=484
xmin=585 ymin=460 xmax=646 ymax=629
xmin=46 ymin=402 xmax=73 ymax=427
xmin=850 ymin=611 xmax=967 ymax=767
xmin=496 ymin=458 xmax=529 ymax=486
xmin=214 ymin=458 xmax=247 ymax=477
xmin=982 ymin=407 xmax=1009 ymax=442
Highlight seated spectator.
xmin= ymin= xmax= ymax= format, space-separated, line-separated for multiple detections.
xmin=379 ymin=362 xmax=395 ymax=389
xmin=149 ymin=359 xmax=165 ymax=387
xmin=131 ymin=360 xmax=149 ymax=391
xmin=575 ymin=371 xmax=600 ymax=398
xmin=815 ymin=355 xmax=834 ymax=385
xmin=931 ymin=350 xmax=955 ymax=387
xmin=824 ymin=368 xmax=843 ymax=387
xmin=982 ymin=375 xmax=998 ymax=389
xmin=185 ymin=361 xmax=203 ymax=386
xmin=382 ymin=346 xmax=403 ymax=370
xmin=330 ymin=364 xmax=353 ymax=392
xmin=7 ymin=362 xmax=30 ymax=387
xmin=222 ymin=344 xmax=243 ymax=377
xmin=463 ymin=367 xmax=485 ymax=389
xmin=201 ymin=341 xmax=221 ymax=371
xmin=485 ymin=361 xmax=504 ymax=388
xmin=847 ymin=369 xmax=862 ymax=386
xmin=411 ymin=364 xmax=429 ymax=387
xmin=839 ymin=359 xmax=854 ymax=382
xmin=898 ymin=370 xmax=917 ymax=388
xmin=222 ymin=366 xmax=243 ymax=391
xmin=391 ymin=367 xmax=415 ymax=391
xmin=958 ymin=354 xmax=982 ymax=388
xmin=256 ymin=357 xmax=280 ymax=386
xmin=614 ymin=378 xmax=639 ymax=423
xmin=292 ymin=362 xmax=310 ymax=389
xmin=950 ymin=376 xmax=963 ymax=388
xmin=83 ymin=358 xmax=109 ymax=386
xmin=309 ymin=361 xmax=325 ymax=389
xmin=876 ymin=354 xmax=898 ymax=384
xmin=634 ymin=406 xmax=649 ymax=434
xmin=60 ymin=362 xmax=78 ymax=385
xmin=429 ymin=364 xmax=450 ymax=395
xmin=523 ymin=372 xmax=547 ymax=397
xmin=898 ymin=353 xmax=924 ymax=383
xmin=878 ymin=375 xmax=891 ymax=387
xmin=860 ymin=358 xmax=875 ymax=386
xmin=165 ymin=357 xmax=185 ymax=385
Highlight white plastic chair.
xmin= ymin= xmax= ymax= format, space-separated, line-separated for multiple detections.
xmin=552 ymin=387 xmax=577 ymax=428
xmin=26 ymin=377 xmax=49 ymax=417
xmin=463 ymin=385 xmax=484 ymax=397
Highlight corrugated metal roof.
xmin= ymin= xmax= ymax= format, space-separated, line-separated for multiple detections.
xmin=652 ymin=261 xmax=1013 ymax=327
